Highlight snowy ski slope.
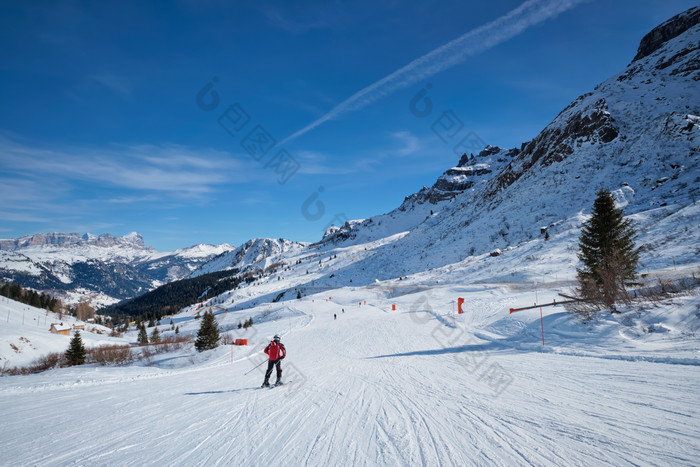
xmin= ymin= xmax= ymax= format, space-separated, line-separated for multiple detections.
xmin=1 ymin=268 xmax=698 ymax=465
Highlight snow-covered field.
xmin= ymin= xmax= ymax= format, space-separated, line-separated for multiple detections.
xmin=0 ymin=296 xmax=127 ymax=367
xmin=1 ymin=259 xmax=698 ymax=465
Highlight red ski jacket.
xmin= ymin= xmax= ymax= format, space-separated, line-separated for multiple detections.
xmin=264 ymin=341 xmax=286 ymax=361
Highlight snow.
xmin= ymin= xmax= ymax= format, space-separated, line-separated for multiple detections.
xmin=0 ymin=296 xmax=128 ymax=367
xmin=171 ymin=243 xmax=234 ymax=259
xmin=1 ymin=268 xmax=698 ymax=465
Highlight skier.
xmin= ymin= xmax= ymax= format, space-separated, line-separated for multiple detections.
xmin=262 ymin=334 xmax=286 ymax=387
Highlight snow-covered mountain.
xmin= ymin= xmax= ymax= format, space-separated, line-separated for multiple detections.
xmin=0 ymin=232 xmax=234 ymax=306
xmin=192 ymin=238 xmax=308 ymax=277
xmin=192 ymin=7 xmax=698 ymax=289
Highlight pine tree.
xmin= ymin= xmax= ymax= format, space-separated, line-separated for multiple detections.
xmin=194 ymin=310 xmax=220 ymax=352
xmin=65 ymin=330 xmax=86 ymax=365
xmin=151 ymin=327 xmax=161 ymax=344
xmin=137 ymin=322 xmax=149 ymax=345
xmin=577 ymin=188 xmax=639 ymax=307
xmin=175 ymin=326 xmax=180 ymax=335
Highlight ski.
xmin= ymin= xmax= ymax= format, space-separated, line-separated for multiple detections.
xmin=259 ymin=381 xmax=286 ymax=389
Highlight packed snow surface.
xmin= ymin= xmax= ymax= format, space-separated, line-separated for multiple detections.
xmin=1 ymin=263 xmax=698 ymax=465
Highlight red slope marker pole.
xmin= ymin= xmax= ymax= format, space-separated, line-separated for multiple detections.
xmin=540 ymin=306 xmax=545 ymax=346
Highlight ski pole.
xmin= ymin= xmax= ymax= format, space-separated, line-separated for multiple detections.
xmin=244 ymin=360 xmax=266 ymax=375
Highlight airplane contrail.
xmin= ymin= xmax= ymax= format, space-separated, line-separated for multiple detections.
xmin=280 ymin=0 xmax=587 ymax=145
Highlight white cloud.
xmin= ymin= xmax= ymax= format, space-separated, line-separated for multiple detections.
xmin=0 ymin=137 xmax=248 ymax=196
xmin=0 ymin=137 xmax=267 ymax=230
xmin=92 ymin=73 xmax=132 ymax=98
xmin=391 ymin=131 xmax=421 ymax=157
xmin=0 ymin=211 xmax=49 ymax=223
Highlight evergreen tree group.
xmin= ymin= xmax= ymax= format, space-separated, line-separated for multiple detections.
xmin=577 ymin=188 xmax=639 ymax=308
xmin=238 ymin=317 xmax=254 ymax=329
xmin=0 ymin=282 xmax=62 ymax=313
xmin=102 ymin=268 xmax=242 ymax=322
xmin=194 ymin=310 xmax=220 ymax=352
xmin=65 ymin=331 xmax=86 ymax=365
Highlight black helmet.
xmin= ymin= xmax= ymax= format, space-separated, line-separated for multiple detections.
xmin=273 ymin=334 xmax=280 ymax=341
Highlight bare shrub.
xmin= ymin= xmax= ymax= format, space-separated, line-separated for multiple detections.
xmin=564 ymin=294 xmax=599 ymax=322
xmin=576 ymin=248 xmax=633 ymax=312
xmin=140 ymin=345 xmax=154 ymax=365
xmin=221 ymin=333 xmax=234 ymax=345
xmin=32 ymin=352 xmax=66 ymax=372
xmin=160 ymin=335 xmax=192 ymax=353
xmin=635 ymin=275 xmax=699 ymax=303
xmin=88 ymin=345 xmax=133 ymax=366
xmin=135 ymin=336 xmax=193 ymax=358
xmin=265 ymin=262 xmax=285 ymax=274
xmin=571 ymin=270 xmax=700 ymax=321
xmin=1 ymin=352 xmax=66 ymax=376
xmin=241 ymin=268 xmax=262 ymax=281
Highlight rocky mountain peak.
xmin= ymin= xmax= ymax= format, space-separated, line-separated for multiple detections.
xmin=633 ymin=6 xmax=700 ymax=62
xmin=0 ymin=232 xmax=150 ymax=250
xmin=121 ymin=232 xmax=145 ymax=247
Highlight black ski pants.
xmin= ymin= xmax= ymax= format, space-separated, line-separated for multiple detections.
xmin=264 ymin=358 xmax=282 ymax=383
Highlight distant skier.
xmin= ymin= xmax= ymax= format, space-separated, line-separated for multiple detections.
xmin=262 ymin=335 xmax=286 ymax=387
xmin=334 ymin=313 xmax=337 ymax=320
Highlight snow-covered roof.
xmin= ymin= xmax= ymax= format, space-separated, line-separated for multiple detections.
xmin=50 ymin=323 xmax=71 ymax=332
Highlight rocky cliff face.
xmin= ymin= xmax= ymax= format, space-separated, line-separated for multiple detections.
xmin=399 ymin=145 xmax=519 ymax=205
xmin=633 ymin=6 xmax=700 ymax=61
xmin=484 ymin=8 xmax=698 ymax=203
xmin=191 ymin=238 xmax=306 ymax=277
xmin=0 ymin=232 xmax=147 ymax=250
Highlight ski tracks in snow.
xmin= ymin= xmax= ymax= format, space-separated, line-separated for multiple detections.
xmin=2 ymin=285 xmax=699 ymax=465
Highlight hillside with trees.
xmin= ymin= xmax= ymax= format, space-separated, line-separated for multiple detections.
xmin=103 ymin=268 xmax=243 ymax=321
xmin=0 ymin=281 xmax=63 ymax=314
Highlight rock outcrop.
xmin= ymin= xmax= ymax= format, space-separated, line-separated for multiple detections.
xmin=633 ymin=6 xmax=700 ymax=61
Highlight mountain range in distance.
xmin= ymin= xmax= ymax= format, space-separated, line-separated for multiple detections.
xmin=0 ymin=231 xmax=233 ymax=307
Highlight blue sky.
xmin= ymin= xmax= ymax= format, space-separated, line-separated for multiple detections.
xmin=0 ymin=0 xmax=696 ymax=251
